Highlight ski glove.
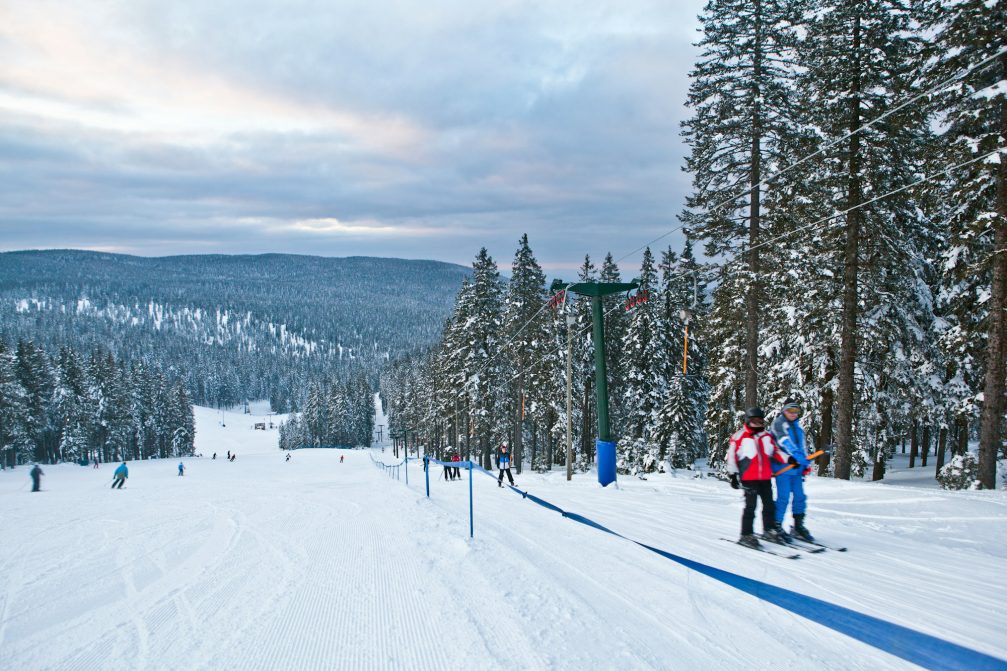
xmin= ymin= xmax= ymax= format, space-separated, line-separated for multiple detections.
xmin=729 ymin=473 xmax=740 ymax=490
xmin=787 ymin=456 xmax=798 ymax=466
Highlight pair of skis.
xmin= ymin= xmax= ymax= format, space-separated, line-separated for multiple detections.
xmin=721 ymin=535 xmax=847 ymax=559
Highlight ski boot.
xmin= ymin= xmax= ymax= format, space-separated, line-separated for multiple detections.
xmin=773 ymin=522 xmax=792 ymax=543
xmin=761 ymin=527 xmax=786 ymax=544
xmin=738 ymin=534 xmax=761 ymax=549
xmin=791 ymin=514 xmax=815 ymax=542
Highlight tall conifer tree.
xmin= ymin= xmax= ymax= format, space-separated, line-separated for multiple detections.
xmin=682 ymin=0 xmax=800 ymax=408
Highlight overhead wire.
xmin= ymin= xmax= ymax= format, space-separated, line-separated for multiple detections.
xmin=387 ymin=47 xmax=1007 ymax=444
xmin=439 ymin=44 xmax=1007 ymax=401
xmin=396 ymin=145 xmax=1006 ymax=446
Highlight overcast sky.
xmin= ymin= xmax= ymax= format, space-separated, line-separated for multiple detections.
xmin=0 ymin=0 xmax=703 ymax=274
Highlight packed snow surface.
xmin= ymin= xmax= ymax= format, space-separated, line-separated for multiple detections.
xmin=1 ymin=407 xmax=1005 ymax=670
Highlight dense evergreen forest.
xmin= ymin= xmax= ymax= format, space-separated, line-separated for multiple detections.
xmin=0 ymin=250 xmax=467 ymax=411
xmin=0 ymin=339 xmax=194 ymax=467
xmin=381 ymin=0 xmax=1007 ymax=490
xmin=0 ymin=251 xmax=466 ymax=463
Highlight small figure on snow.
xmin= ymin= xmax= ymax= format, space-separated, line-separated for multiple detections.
xmin=30 ymin=464 xmax=44 ymax=492
xmin=93 ymin=460 xmax=100 ymax=469
xmin=496 ymin=443 xmax=515 ymax=488
xmin=450 ymin=453 xmax=461 ymax=480
xmin=112 ymin=462 xmax=128 ymax=489
xmin=726 ymin=407 xmax=795 ymax=548
xmin=771 ymin=398 xmax=814 ymax=542
xmin=227 ymin=450 xmax=231 ymax=460
xmin=178 ymin=462 xmax=185 ymax=477
xmin=212 ymin=453 xmax=217 ymax=460
xmin=340 ymin=455 xmax=344 ymax=463
xmin=229 ymin=453 xmax=236 ymax=462
xmin=441 ymin=451 xmax=453 ymax=481
xmin=285 ymin=453 xmax=291 ymax=462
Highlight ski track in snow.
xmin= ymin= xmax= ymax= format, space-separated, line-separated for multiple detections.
xmin=0 ymin=404 xmax=1005 ymax=670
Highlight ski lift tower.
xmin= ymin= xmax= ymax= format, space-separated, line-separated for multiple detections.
xmin=550 ymin=277 xmax=639 ymax=487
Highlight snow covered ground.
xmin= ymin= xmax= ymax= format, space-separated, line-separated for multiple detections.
xmin=1 ymin=404 xmax=1005 ymax=670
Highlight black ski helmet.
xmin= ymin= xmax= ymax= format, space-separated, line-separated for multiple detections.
xmin=744 ymin=407 xmax=765 ymax=422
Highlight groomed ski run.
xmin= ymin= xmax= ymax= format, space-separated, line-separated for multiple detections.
xmin=0 ymin=406 xmax=1004 ymax=670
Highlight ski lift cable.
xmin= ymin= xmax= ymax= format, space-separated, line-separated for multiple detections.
xmin=704 ymin=147 xmax=1005 ymax=280
xmin=611 ymin=46 xmax=1007 ymax=269
xmin=435 ymin=48 xmax=1005 ymax=418
xmin=408 ymin=146 xmax=1004 ymax=436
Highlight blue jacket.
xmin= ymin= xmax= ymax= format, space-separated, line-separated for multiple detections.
xmin=770 ymin=414 xmax=810 ymax=472
xmin=115 ymin=463 xmax=129 ymax=478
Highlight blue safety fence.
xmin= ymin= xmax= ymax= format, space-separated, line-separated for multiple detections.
xmin=377 ymin=450 xmax=1005 ymax=670
xmin=423 ymin=456 xmax=476 ymax=537
xmin=369 ymin=452 xmax=406 ymax=481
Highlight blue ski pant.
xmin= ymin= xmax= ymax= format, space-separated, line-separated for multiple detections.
xmin=775 ymin=471 xmax=806 ymax=523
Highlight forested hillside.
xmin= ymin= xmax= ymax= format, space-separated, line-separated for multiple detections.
xmin=0 ymin=251 xmax=468 ymax=411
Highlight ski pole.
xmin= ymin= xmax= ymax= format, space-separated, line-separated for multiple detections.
xmin=773 ymin=449 xmax=825 ymax=477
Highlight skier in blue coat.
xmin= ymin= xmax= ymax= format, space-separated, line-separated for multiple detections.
xmin=496 ymin=443 xmax=514 ymax=487
xmin=178 ymin=462 xmax=185 ymax=476
xmin=770 ymin=398 xmax=814 ymax=541
xmin=112 ymin=462 xmax=128 ymax=489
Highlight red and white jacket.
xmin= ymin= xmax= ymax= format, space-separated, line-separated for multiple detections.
xmin=726 ymin=425 xmax=787 ymax=481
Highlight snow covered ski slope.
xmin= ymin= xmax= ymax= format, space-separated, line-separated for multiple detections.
xmin=1 ymin=424 xmax=1005 ymax=669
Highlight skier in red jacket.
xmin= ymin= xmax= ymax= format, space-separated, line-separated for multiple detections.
xmin=726 ymin=407 xmax=795 ymax=548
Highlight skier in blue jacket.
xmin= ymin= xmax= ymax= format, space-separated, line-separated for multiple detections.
xmin=770 ymin=399 xmax=814 ymax=541
xmin=496 ymin=443 xmax=514 ymax=487
xmin=178 ymin=462 xmax=185 ymax=476
xmin=112 ymin=462 xmax=128 ymax=489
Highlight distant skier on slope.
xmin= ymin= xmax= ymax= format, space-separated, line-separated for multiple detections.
xmin=112 ymin=462 xmax=128 ymax=489
xmin=229 ymin=453 xmax=236 ymax=462
xmin=496 ymin=443 xmax=515 ymax=487
xmin=178 ymin=462 xmax=185 ymax=476
xmin=771 ymin=398 xmax=814 ymax=542
xmin=340 ymin=455 xmax=344 ymax=463
xmin=30 ymin=464 xmax=44 ymax=492
xmin=726 ymin=407 xmax=795 ymax=548
xmin=213 ymin=453 xmax=217 ymax=460
xmin=285 ymin=453 xmax=291 ymax=462
xmin=450 ymin=452 xmax=461 ymax=480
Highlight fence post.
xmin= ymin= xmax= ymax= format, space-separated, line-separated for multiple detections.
xmin=468 ymin=462 xmax=474 ymax=538
xmin=405 ymin=454 xmax=409 ymax=485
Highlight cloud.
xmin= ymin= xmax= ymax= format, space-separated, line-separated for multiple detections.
xmin=0 ymin=0 xmax=703 ymax=272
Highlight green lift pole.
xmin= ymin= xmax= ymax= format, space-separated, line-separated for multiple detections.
xmin=550 ymin=278 xmax=638 ymax=486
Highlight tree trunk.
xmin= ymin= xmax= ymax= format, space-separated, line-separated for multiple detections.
xmin=871 ymin=441 xmax=888 ymax=481
xmin=957 ymin=415 xmax=969 ymax=457
xmin=935 ymin=426 xmax=948 ymax=476
xmin=921 ymin=425 xmax=931 ymax=468
xmin=546 ymin=429 xmax=553 ymax=471
xmin=818 ymin=363 xmax=835 ymax=476
xmin=530 ymin=420 xmax=538 ymax=471
xmin=977 ymin=72 xmax=1007 ymax=489
xmin=833 ymin=13 xmax=863 ymax=481
xmin=514 ymin=384 xmax=524 ymax=474
xmin=745 ymin=0 xmax=764 ymax=410
xmin=909 ymin=422 xmax=919 ymax=469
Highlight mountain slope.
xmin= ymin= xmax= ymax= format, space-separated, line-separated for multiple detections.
xmin=0 ymin=250 xmax=468 ymax=408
